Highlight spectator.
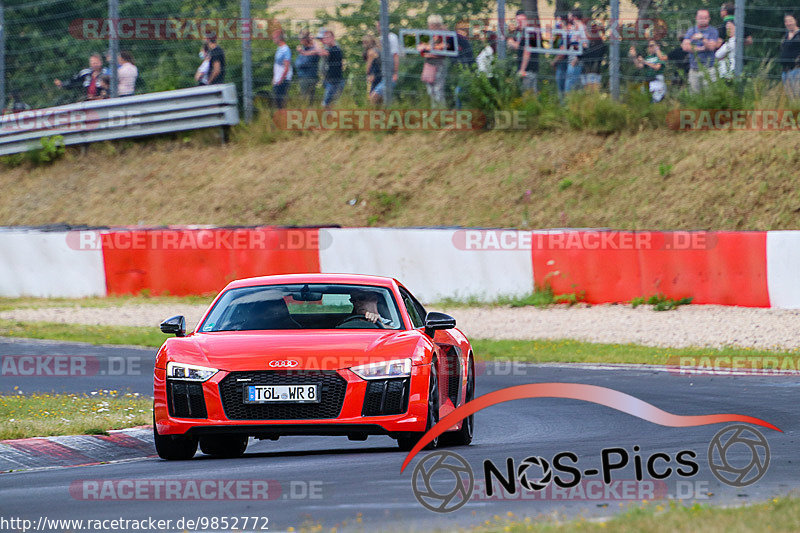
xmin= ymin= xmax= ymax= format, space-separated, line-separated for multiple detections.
xmin=552 ymin=14 xmax=569 ymax=100
xmin=373 ymin=20 xmax=400 ymax=98
xmin=53 ymin=53 xmax=105 ymax=101
xmin=681 ymin=10 xmax=719 ymax=92
xmin=717 ymin=3 xmax=752 ymax=49
xmin=565 ymin=9 xmax=588 ymax=92
xmin=117 ymin=51 xmax=138 ymax=96
xmin=715 ymin=20 xmax=736 ymax=80
xmin=362 ymin=34 xmax=383 ymax=104
xmin=271 ymin=29 xmax=293 ymax=109
xmin=666 ymin=46 xmax=690 ymax=87
xmin=781 ymin=13 xmax=800 ymax=99
xmin=629 ymin=40 xmax=666 ymax=102
xmin=204 ymin=33 xmax=226 ymax=85
xmin=453 ymin=22 xmax=475 ymax=108
xmin=89 ymin=74 xmax=110 ymax=100
xmin=510 ymin=10 xmax=539 ymax=93
xmin=316 ymin=29 xmax=345 ymax=109
xmin=195 ymin=43 xmax=210 ymax=85
xmin=476 ymin=31 xmax=497 ymax=76
xmin=582 ymin=21 xmax=607 ymax=92
xmin=295 ymin=30 xmax=320 ymax=105
xmin=417 ymin=15 xmax=448 ymax=108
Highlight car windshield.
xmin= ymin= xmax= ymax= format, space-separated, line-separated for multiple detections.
xmin=198 ymin=284 xmax=404 ymax=331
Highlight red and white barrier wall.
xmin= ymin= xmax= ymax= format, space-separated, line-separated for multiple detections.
xmin=0 ymin=227 xmax=798 ymax=308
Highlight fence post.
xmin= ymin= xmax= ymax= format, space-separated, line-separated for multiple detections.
xmin=379 ymin=0 xmax=393 ymax=106
xmin=497 ymin=0 xmax=506 ymax=60
xmin=108 ymin=0 xmax=119 ymax=97
xmin=733 ymin=0 xmax=745 ymax=77
xmin=609 ymin=0 xmax=620 ymax=100
xmin=0 ymin=1 xmax=5 ymax=111
xmin=241 ymin=0 xmax=253 ymax=122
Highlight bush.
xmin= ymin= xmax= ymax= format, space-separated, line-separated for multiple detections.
xmin=26 ymin=136 xmax=65 ymax=165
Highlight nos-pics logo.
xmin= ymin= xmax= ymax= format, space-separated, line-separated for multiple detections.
xmin=411 ymin=424 xmax=770 ymax=513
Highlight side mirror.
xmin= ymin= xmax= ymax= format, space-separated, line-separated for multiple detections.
xmin=424 ymin=311 xmax=456 ymax=337
xmin=160 ymin=315 xmax=186 ymax=337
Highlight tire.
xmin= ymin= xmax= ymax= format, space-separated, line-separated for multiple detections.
xmin=397 ymin=361 xmax=440 ymax=451
xmin=441 ymin=356 xmax=474 ymax=447
xmin=199 ymin=435 xmax=249 ymax=458
xmin=153 ymin=416 xmax=198 ymax=461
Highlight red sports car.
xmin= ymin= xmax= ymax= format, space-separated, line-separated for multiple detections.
xmin=153 ymin=273 xmax=475 ymax=460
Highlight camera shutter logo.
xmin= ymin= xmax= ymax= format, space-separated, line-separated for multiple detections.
xmin=517 ymin=456 xmax=553 ymax=491
xmin=708 ymin=424 xmax=770 ymax=487
xmin=411 ymin=451 xmax=474 ymax=513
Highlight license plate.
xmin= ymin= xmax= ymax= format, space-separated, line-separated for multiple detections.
xmin=244 ymin=384 xmax=319 ymax=404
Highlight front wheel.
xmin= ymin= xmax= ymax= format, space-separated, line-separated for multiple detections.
xmin=441 ymin=356 xmax=474 ymax=447
xmin=397 ymin=362 xmax=440 ymax=451
xmin=154 ymin=416 xmax=198 ymax=460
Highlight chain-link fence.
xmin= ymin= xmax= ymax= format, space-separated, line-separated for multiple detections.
xmin=2 ymin=0 xmax=799 ymax=116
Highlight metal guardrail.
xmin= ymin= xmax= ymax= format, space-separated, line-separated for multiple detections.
xmin=0 ymin=84 xmax=240 ymax=156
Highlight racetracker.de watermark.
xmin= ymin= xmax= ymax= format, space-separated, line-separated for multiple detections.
xmin=452 ymin=230 xmax=715 ymax=251
xmin=667 ymin=355 xmax=800 ymax=376
xmin=0 ymin=109 xmax=140 ymax=133
xmin=273 ymin=109 xmax=486 ymax=131
xmin=1 ymin=355 xmax=144 ymax=377
xmin=66 ymin=229 xmax=325 ymax=251
xmin=69 ymin=479 xmax=322 ymax=501
xmin=668 ymin=109 xmax=800 ymax=131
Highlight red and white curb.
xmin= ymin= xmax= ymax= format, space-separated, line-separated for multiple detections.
xmin=0 ymin=426 xmax=154 ymax=472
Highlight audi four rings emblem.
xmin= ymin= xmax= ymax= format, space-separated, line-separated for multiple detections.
xmin=269 ymin=360 xmax=299 ymax=368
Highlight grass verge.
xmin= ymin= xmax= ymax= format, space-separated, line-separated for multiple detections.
xmin=0 ymin=320 xmax=168 ymax=347
xmin=0 ymin=294 xmax=214 ymax=312
xmin=471 ymin=339 xmax=797 ymax=365
xmin=0 ymin=320 xmax=796 ymax=364
xmin=473 ymin=497 xmax=800 ymax=532
xmin=0 ymin=391 xmax=151 ymax=440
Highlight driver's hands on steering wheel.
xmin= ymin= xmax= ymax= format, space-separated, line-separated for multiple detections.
xmin=364 ymin=311 xmax=381 ymax=324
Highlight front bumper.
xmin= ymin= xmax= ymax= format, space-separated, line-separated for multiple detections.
xmin=154 ymin=365 xmax=430 ymax=437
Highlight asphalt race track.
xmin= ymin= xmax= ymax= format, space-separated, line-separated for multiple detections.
xmin=1 ymin=339 xmax=798 ymax=532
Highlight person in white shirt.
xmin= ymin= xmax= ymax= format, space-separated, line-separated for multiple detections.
xmin=373 ymin=21 xmax=400 ymax=99
xmin=195 ymin=44 xmax=210 ymax=85
xmin=117 ymin=51 xmax=138 ymax=96
xmin=715 ymin=20 xmax=737 ymax=80
xmin=272 ymin=29 xmax=293 ymax=109
xmin=476 ymin=32 xmax=497 ymax=76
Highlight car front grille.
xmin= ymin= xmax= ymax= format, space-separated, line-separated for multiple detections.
xmin=362 ymin=378 xmax=410 ymax=416
xmin=167 ymin=381 xmax=208 ymax=419
xmin=218 ymin=370 xmax=347 ymax=420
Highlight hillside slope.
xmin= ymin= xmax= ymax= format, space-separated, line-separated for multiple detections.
xmin=2 ymin=129 xmax=799 ymax=229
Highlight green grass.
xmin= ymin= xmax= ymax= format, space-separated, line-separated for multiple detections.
xmin=0 ymin=391 xmax=152 ymax=440
xmin=0 ymin=294 xmax=213 ymax=312
xmin=472 ymin=497 xmax=800 ymax=532
xmin=0 ymin=320 xmax=796 ymax=365
xmin=0 ymin=320 xmax=168 ymax=347
xmin=471 ymin=338 xmax=796 ymax=365
xmin=436 ymin=287 xmax=582 ymax=309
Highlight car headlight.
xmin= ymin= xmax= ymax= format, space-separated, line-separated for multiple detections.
xmin=350 ymin=358 xmax=412 ymax=380
xmin=166 ymin=362 xmax=218 ymax=382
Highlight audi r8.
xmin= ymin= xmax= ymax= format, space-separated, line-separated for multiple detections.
xmin=153 ymin=274 xmax=475 ymax=460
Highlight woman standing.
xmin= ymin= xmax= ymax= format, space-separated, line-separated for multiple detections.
xmin=363 ymin=35 xmax=383 ymax=104
xmin=117 ymin=51 xmax=138 ymax=96
xmin=780 ymin=13 xmax=800 ymax=99
xmin=418 ymin=15 xmax=448 ymax=108
xmin=715 ymin=20 xmax=736 ymax=80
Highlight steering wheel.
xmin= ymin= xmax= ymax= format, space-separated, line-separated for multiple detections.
xmin=337 ymin=315 xmax=386 ymax=329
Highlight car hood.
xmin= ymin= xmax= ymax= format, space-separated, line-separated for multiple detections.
xmin=164 ymin=330 xmax=426 ymax=372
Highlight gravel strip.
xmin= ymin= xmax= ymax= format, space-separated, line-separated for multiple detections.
xmin=1 ymin=303 xmax=799 ymax=350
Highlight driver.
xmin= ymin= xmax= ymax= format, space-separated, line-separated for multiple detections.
xmin=346 ymin=290 xmax=385 ymax=325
